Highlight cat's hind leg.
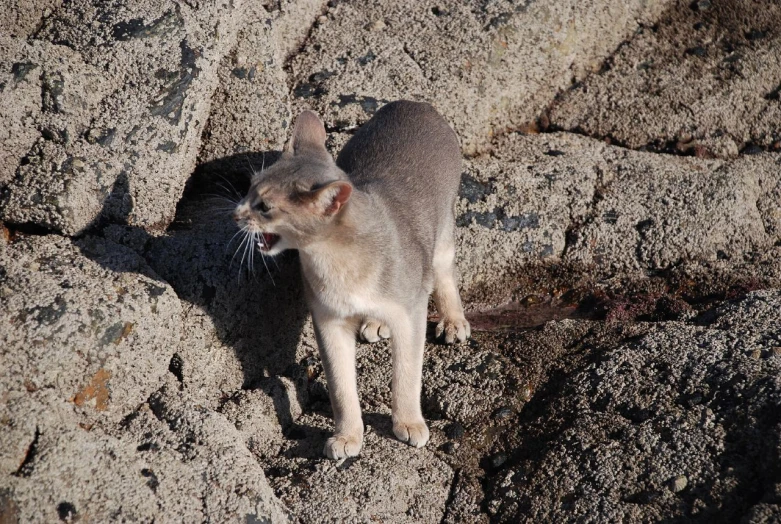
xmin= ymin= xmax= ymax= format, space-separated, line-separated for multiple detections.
xmin=359 ymin=319 xmax=391 ymax=343
xmin=432 ymin=226 xmax=470 ymax=344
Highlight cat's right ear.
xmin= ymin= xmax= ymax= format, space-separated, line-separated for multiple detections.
xmin=299 ymin=180 xmax=353 ymax=216
xmin=286 ymin=110 xmax=330 ymax=160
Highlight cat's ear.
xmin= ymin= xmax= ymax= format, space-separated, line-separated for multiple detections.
xmin=287 ymin=110 xmax=329 ymax=159
xmin=305 ymin=180 xmax=352 ymax=216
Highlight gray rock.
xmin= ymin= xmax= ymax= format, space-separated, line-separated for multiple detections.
xmin=0 ymin=378 xmax=290 ymax=522
xmin=0 ymin=234 xmax=181 ymax=434
xmin=288 ymin=0 xmax=673 ymax=154
xmin=0 ymin=0 xmax=244 ymax=234
xmin=486 ymin=290 xmax=781 ymax=521
xmin=457 ymin=133 xmax=780 ymax=297
xmin=549 ymin=0 xmax=781 ymax=156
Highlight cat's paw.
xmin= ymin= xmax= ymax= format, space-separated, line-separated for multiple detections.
xmin=435 ymin=316 xmax=471 ymax=344
xmin=392 ymin=419 xmax=430 ymax=448
xmin=359 ymin=319 xmax=391 ymax=343
xmin=324 ymin=433 xmax=363 ymax=460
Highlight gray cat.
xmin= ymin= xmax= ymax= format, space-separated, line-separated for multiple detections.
xmin=233 ymin=100 xmax=470 ymax=459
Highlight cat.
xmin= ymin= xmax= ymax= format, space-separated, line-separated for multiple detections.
xmin=233 ymin=100 xmax=470 ymax=459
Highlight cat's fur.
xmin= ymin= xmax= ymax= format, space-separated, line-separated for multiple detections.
xmin=233 ymin=100 xmax=470 ymax=459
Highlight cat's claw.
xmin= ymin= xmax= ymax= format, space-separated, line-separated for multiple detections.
xmin=435 ymin=317 xmax=471 ymax=344
xmin=359 ymin=319 xmax=391 ymax=343
xmin=392 ymin=419 xmax=430 ymax=448
xmin=324 ymin=433 xmax=363 ymax=460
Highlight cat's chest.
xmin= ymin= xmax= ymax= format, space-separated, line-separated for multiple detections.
xmin=310 ymin=280 xmax=375 ymax=317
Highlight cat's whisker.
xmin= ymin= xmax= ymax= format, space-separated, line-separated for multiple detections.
xmin=230 ymin=227 xmax=251 ymax=269
xmin=213 ymin=173 xmax=244 ymax=200
xmin=225 ymin=227 xmax=246 ymax=254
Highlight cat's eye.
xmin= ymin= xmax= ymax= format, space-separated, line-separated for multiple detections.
xmin=253 ymin=200 xmax=271 ymax=213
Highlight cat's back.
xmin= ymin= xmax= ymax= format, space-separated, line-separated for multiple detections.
xmin=336 ymin=101 xmax=461 ymax=206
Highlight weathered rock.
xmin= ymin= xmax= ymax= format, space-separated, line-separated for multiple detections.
xmin=0 ymin=378 xmax=291 ymax=522
xmin=457 ymin=133 xmax=780 ymax=299
xmin=1 ymin=0 xmax=244 ymax=234
xmin=0 ymin=0 xmax=62 ymax=39
xmin=0 ymin=234 xmax=181 ymax=436
xmin=289 ymin=0 xmax=673 ymax=154
xmin=485 ymin=290 xmax=781 ymax=521
xmin=549 ymin=0 xmax=781 ymax=156
xmin=266 ymin=411 xmax=453 ymax=523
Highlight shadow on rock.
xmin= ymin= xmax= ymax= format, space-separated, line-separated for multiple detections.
xmin=79 ymin=151 xmax=310 ymax=437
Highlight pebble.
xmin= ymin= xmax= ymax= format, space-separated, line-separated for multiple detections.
xmin=365 ymin=19 xmax=385 ymax=31
xmin=445 ymin=422 xmax=466 ymax=440
xmin=750 ymin=349 xmax=762 ymax=359
xmin=771 ymin=347 xmax=781 ymax=357
xmin=520 ymin=385 xmax=533 ymax=402
xmin=671 ymin=475 xmax=688 ymax=493
xmin=490 ymin=452 xmax=508 ymax=469
xmin=493 ymin=406 xmax=513 ymax=420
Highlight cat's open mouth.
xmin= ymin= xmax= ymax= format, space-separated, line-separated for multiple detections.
xmin=258 ymin=232 xmax=280 ymax=252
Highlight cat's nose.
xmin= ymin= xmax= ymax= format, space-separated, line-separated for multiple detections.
xmin=232 ymin=211 xmax=241 ymax=223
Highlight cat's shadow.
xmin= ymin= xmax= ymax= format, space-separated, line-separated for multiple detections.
xmin=80 ymin=150 xmax=313 ymax=446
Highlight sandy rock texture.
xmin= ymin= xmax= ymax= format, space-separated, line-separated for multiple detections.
xmin=484 ymin=291 xmax=781 ymax=522
xmin=288 ymin=0 xmax=673 ymax=154
xmin=2 ymin=0 xmax=781 ymax=521
xmin=549 ymin=0 xmax=781 ymax=157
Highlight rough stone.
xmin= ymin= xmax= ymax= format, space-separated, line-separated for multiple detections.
xmin=0 ymin=0 xmax=244 ymax=234
xmin=288 ymin=0 xmax=673 ymax=154
xmin=549 ymin=0 xmax=781 ymax=157
xmin=457 ymin=132 xmax=780 ymax=297
xmin=485 ymin=290 xmax=781 ymax=521
xmin=0 ymin=234 xmax=181 ymax=433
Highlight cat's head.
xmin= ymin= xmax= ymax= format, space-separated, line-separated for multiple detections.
xmin=233 ymin=110 xmax=352 ymax=256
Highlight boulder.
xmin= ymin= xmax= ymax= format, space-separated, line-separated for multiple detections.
xmin=288 ymin=0 xmax=673 ymax=154
xmin=549 ymin=0 xmax=781 ymax=157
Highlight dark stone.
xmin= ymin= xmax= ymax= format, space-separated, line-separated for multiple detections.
xmin=544 ymin=149 xmax=565 ymax=156
xmin=56 ymin=502 xmax=77 ymax=521
xmin=456 ymin=210 xmax=497 ymax=228
xmin=459 ymin=173 xmax=495 ymax=203
xmin=745 ymin=29 xmax=768 ymax=41
xmin=357 ymin=51 xmax=376 ymax=66
xmin=445 ymin=422 xmax=466 ymax=440
xmin=500 ymin=213 xmax=539 ymax=232
xmin=136 ymin=441 xmax=160 ymax=452
xmin=685 ymin=46 xmax=707 ymax=57
xmin=741 ymin=144 xmax=764 ymax=155
xmin=140 ymin=468 xmax=159 ymax=493
xmin=112 ymin=10 xmax=183 ymax=41
xmin=168 ymin=353 xmax=184 ymax=383
xmin=11 ymin=62 xmax=38 ymax=82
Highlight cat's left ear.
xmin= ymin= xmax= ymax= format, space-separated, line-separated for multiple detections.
xmin=287 ymin=110 xmax=330 ymax=160
xmin=308 ymin=180 xmax=353 ymax=216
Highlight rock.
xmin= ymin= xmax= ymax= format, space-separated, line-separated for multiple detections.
xmin=141 ymin=185 xmax=313 ymax=406
xmin=288 ymin=0 xmax=673 ymax=154
xmin=670 ymin=475 xmax=688 ymax=493
xmin=0 ymin=0 xmax=245 ymax=234
xmin=485 ymin=290 xmax=781 ymax=521
xmin=266 ymin=411 xmax=453 ymax=523
xmin=549 ymin=0 xmax=781 ymax=156
xmin=0 ymin=378 xmax=291 ymax=522
xmin=0 ymin=234 xmax=181 ymax=436
xmin=0 ymin=0 xmax=62 ymax=39
xmin=456 ymin=133 xmax=780 ymax=297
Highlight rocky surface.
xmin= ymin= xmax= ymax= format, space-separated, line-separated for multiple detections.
xmin=288 ymin=0 xmax=673 ymax=154
xmin=2 ymin=0 xmax=781 ymax=522
xmin=549 ymin=0 xmax=781 ymax=157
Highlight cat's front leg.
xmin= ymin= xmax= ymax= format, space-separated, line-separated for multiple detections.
xmin=312 ymin=313 xmax=364 ymax=459
xmin=387 ymin=301 xmax=430 ymax=448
